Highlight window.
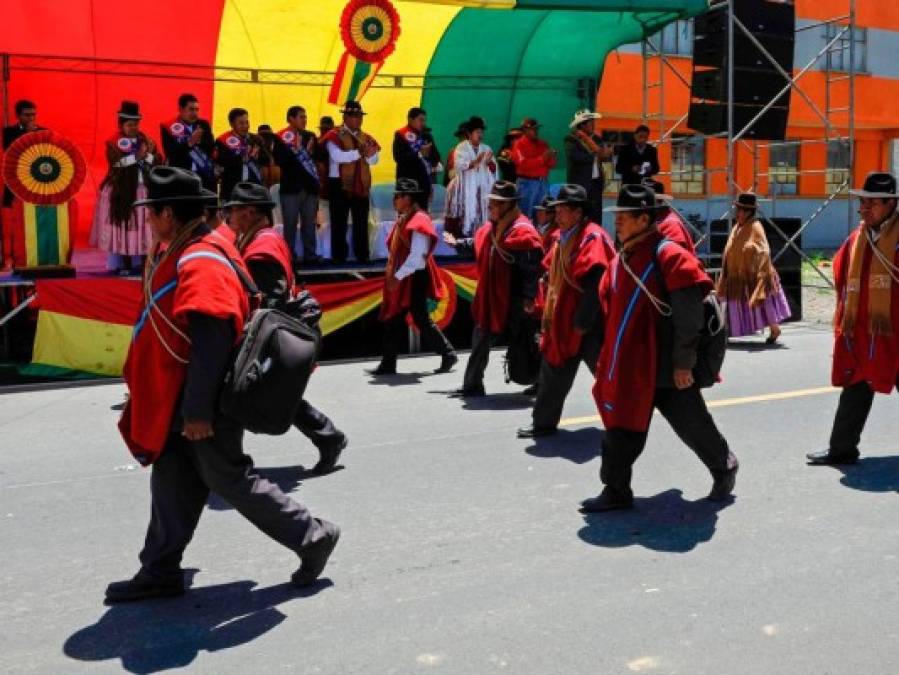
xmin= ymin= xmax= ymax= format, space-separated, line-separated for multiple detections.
xmin=768 ymin=142 xmax=798 ymax=196
xmin=824 ymin=24 xmax=867 ymax=73
xmin=826 ymin=139 xmax=851 ymax=195
xmin=671 ymin=135 xmax=705 ymax=195
xmin=601 ymin=130 xmax=634 ymax=195
xmin=649 ymin=19 xmax=694 ymax=57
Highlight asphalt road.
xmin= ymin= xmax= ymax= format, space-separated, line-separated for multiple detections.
xmin=1 ymin=323 xmax=897 ymax=674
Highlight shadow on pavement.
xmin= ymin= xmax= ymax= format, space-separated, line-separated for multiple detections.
xmin=366 ymin=372 xmax=434 ymax=386
xmin=460 ymin=393 xmax=534 ymax=411
xmin=832 ymin=456 xmax=899 ymax=493
xmin=525 ymin=427 xmax=604 ymax=464
xmin=577 ymin=488 xmax=732 ymax=553
xmin=726 ymin=340 xmax=788 ymax=352
xmin=63 ymin=579 xmax=332 ymax=674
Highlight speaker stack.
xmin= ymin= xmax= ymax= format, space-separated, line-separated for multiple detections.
xmin=687 ymin=0 xmax=796 ymax=140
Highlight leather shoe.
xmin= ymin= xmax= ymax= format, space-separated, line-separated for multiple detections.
xmin=708 ymin=465 xmax=739 ymax=501
xmin=449 ymin=384 xmax=486 ymax=398
xmin=105 ymin=571 xmax=184 ymax=604
xmin=365 ymin=363 xmax=396 ymax=376
xmin=434 ymin=353 xmax=458 ymax=374
xmin=806 ymin=449 xmax=859 ymax=465
xmin=311 ymin=435 xmax=347 ymax=475
xmin=292 ymin=520 xmax=340 ymax=587
xmin=579 ymin=487 xmax=634 ymax=513
xmin=516 ymin=424 xmax=556 ymax=439
xmin=521 ymin=383 xmax=539 ymax=396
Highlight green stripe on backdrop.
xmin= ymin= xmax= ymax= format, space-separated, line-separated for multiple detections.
xmin=348 ymin=59 xmax=372 ymax=102
xmin=421 ymin=4 xmax=706 ymax=185
xmin=35 ymin=205 xmax=60 ymax=265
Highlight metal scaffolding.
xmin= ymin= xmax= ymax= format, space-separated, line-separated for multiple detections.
xmin=642 ymin=0 xmax=858 ymax=288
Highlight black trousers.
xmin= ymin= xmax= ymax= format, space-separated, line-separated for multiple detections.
xmin=600 ymin=386 xmax=733 ymax=495
xmin=829 ymin=378 xmax=899 ymax=457
xmin=380 ymin=269 xmax=454 ymax=369
xmin=532 ymin=332 xmax=601 ymax=430
xmin=328 ymin=178 xmax=369 ymax=263
xmin=138 ymin=417 xmax=328 ymax=581
xmin=294 ymin=399 xmax=345 ymax=453
xmin=462 ymin=305 xmax=526 ymax=390
xmin=586 ymin=178 xmax=604 ymax=223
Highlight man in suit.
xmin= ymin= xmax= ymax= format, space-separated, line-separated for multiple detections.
xmin=392 ymin=107 xmax=441 ymax=209
xmin=615 ymin=124 xmax=660 ymax=187
xmin=160 ymin=93 xmax=216 ymax=192
xmin=564 ymin=109 xmax=613 ymax=221
xmin=2 ymin=100 xmax=44 ymax=270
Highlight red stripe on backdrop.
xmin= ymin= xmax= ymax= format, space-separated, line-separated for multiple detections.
xmin=34 ymin=278 xmax=142 ymax=325
xmin=0 ymin=0 xmax=226 ymax=248
xmin=304 ymin=276 xmax=385 ymax=310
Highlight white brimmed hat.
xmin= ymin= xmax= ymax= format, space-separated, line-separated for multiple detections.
xmin=569 ymin=109 xmax=603 ymax=129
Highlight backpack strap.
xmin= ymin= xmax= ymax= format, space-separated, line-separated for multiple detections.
xmin=203 ymin=240 xmax=263 ymax=301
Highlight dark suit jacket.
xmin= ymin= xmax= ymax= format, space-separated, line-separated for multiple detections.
xmin=272 ymin=129 xmax=319 ymax=195
xmin=392 ymin=129 xmax=441 ymax=197
xmin=564 ymin=132 xmax=604 ymax=191
xmin=160 ymin=118 xmax=216 ymax=191
xmin=615 ymin=141 xmax=660 ymax=187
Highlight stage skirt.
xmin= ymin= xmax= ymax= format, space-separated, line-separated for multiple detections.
xmin=90 ymin=184 xmax=152 ymax=256
xmin=724 ymin=285 xmax=792 ymax=338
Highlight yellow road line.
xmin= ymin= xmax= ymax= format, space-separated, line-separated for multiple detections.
xmin=558 ymin=385 xmax=838 ymax=429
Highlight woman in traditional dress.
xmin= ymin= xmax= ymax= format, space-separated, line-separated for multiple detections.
xmin=717 ymin=193 xmax=792 ymax=343
xmin=90 ymin=101 xmax=159 ymax=275
xmin=445 ymin=116 xmax=496 ymax=237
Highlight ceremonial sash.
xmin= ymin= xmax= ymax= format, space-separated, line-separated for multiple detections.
xmin=400 ymin=126 xmax=431 ymax=176
xmin=278 ymin=129 xmax=320 ymax=185
xmin=168 ymin=120 xmax=213 ymax=177
xmin=221 ymin=131 xmax=262 ymax=183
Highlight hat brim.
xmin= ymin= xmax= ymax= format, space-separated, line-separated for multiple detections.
xmin=849 ymin=189 xmax=899 ymax=198
xmin=222 ymin=199 xmax=277 ymax=209
xmin=118 ymin=114 xmax=142 ymax=121
xmin=569 ymin=114 xmax=602 ymax=129
xmin=655 ymin=193 xmax=674 ymax=202
xmin=603 ymin=204 xmax=665 ymax=213
xmin=547 ymin=199 xmax=589 ymax=208
xmin=341 ymin=109 xmax=367 ymax=115
xmin=134 ymin=189 xmax=218 ymax=207
xmin=487 ymin=195 xmax=518 ymax=202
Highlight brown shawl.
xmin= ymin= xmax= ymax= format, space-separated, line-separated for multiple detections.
xmin=717 ymin=219 xmax=778 ymax=306
xmin=334 ymin=126 xmax=380 ymax=198
xmin=841 ymin=212 xmax=899 ymax=336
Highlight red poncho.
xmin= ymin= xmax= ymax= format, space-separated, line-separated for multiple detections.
xmin=119 ymin=230 xmax=249 ymax=465
xmin=471 ymin=214 xmax=543 ymax=334
xmin=831 ymin=226 xmax=899 ymax=392
xmin=379 ymin=209 xmax=441 ymax=321
xmin=593 ymin=230 xmax=712 ymax=432
xmin=243 ymin=227 xmax=295 ymax=290
xmin=657 ymin=210 xmax=696 ymax=255
xmin=539 ymin=222 xmax=614 ymax=367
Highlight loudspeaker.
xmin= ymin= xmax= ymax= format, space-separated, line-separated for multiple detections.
xmin=687 ymin=103 xmax=789 ymax=140
xmin=697 ymin=0 xmax=796 ymax=38
xmin=691 ymin=68 xmax=790 ymax=107
xmin=710 ymin=216 xmax=802 ymax=321
xmin=693 ymin=32 xmax=794 ymax=70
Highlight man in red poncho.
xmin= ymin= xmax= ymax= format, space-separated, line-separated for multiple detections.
xmin=517 ymin=184 xmax=614 ymax=438
xmin=644 ymin=179 xmax=696 ymax=255
xmin=808 ymin=172 xmax=899 ymax=466
xmin=368 ymin=178 xmax=457 ymax=376
xmin=582 ymin=184 xmax=738 ymax=512
xmin=105 ymin=167 xmax=339 ymax=603
xmin=443 ymin=181 xmax=544 ymax=396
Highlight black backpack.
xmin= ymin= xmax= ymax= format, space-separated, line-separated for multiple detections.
xmin=208 ymin=244 xmax=322 ymax=435
xmin=503 ymin=314 xmax=542 ymax=386
xmin=652 ymin=240 xmax=727 ymax=389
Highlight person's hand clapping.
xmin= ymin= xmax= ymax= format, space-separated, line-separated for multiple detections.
xmin=443 ymin=231 xmax=458 ymax=247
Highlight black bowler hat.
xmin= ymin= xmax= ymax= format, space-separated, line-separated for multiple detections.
xmin=222 ymin=182 xmax=276 ymax=209
xmin=850 ymin=172 xmax=899 ymax=198
xmin=117 ymin=100 xmax=142 ymax=121
xmin=642 ymin=178 xmax=673 ymax=202
xmin=520 ymin=117 xmax=541 ymax=130
xmin=340 ymin=100 xmax=366 ymax=116
xmin=133 ymin=167 xmax=217 ymax=207
xmin=548 ymin=184 xmax=590 ymax=208
xmin=394 ymin=178 xmax=422 ymax=195
xmin=487 ymin=180 xmax=519 ymax=202
xmin=603 ymin=184 xmax=661 ymax=213
xmin=534 ymin=195 xmax=555 ymax=213
xmin=733 ymin=193 xmax=758 ymax=210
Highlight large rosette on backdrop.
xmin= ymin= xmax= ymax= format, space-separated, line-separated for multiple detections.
xmin=1 ymin=130 xmax=86 ymax=271
xmin=328 ymin=0 xmax=402 ymax=104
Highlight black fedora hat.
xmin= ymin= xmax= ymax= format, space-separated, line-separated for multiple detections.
xmin=222 ymin=182 xmax=276 ymax=209
xmin=393 ymin=178 xmax=422 ymax=195
xmin=487 ymin=180 xmax=519 ymax=202
xmin=520 ymin=117 xmax=541 ymax=130
xmin=850 ymin=171 xmax=899 ymax=198
xmin=603 ymin=184 xmax=661 ymax=213
xmin=534 ymin=195 xmax=555 ymax=213
xmin=642 ymin=178 xmax=673 ymax=202
xmin=340 ymin=100 xmax=366 ymax=116
xmin=548 ymin=184 xmax=590 ymax=208
xmin=733 ymin=192 xmax=758 ymax=210
xmin=117 ymin=100 xmax=142 ymax=121
xmin=133 ymin=167 xmax=217 ymax=207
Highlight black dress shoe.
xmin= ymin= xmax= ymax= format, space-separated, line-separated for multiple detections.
xmin=516 ymin=424 xmax=556 ymax=439
xmin=580 ymin=487 xmax=634 ymax=513
xmin=292 ymin=520 xmax=340 ymax=587
xmin=435 ymin=353 xmax=459 ymax=374
xmin=806 ymin=449 xmax=859 ymax=465
xmin=522 ymin=383 xmax=539 ymax=396
xmin=709 ymin=464 xmax=739 ymax=501
xmin=449 ymin=384 xmax=486 ymax=398
xmin=105 ymin=571 xmax=184 ymax=604
xmin=365 ymin=364 xmax=396 ymax=376
xmin=312 ymin=435 xmax=348 ymax=475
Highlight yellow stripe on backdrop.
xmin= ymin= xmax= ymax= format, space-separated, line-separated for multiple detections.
xmin=23 ymin=203 xmax=38 ymax=267
xmin=31 ymin=311 xmax=133 ymax=377
xmin=213 ymin=0 xmax=462 ymax=184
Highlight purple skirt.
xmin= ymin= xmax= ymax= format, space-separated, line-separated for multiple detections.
xmin=724 ymin=286 xmax=792 ymax=338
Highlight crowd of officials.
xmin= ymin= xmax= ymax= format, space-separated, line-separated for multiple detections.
xmin=2 ymin=97 xmax=896 ymax=605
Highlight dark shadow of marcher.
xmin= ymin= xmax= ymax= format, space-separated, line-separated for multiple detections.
xmin=367 ymin=372 xmax=433 ymax=387
xmin=525 ymin=427 xmax=604 ymax=465
xmin=63 ymin=579 xmax=332 ymax=674
xmin=460 ymin=393 xmax=534 ymax=411
xmin=577 ymin=488 xmax=732 ymax=553
xmin=207 ymin=465 xmax=304 ymax=511
xmin=831 ymin=455 xmax=899 ymax=493
xmin=726 ymin=339 xmax=787 ymax=352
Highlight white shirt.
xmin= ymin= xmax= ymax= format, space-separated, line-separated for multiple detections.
xmin=326 ymin=130 xmax=380 ymax=178
xmin=394 ymin=231 xmax=429 ymax=280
